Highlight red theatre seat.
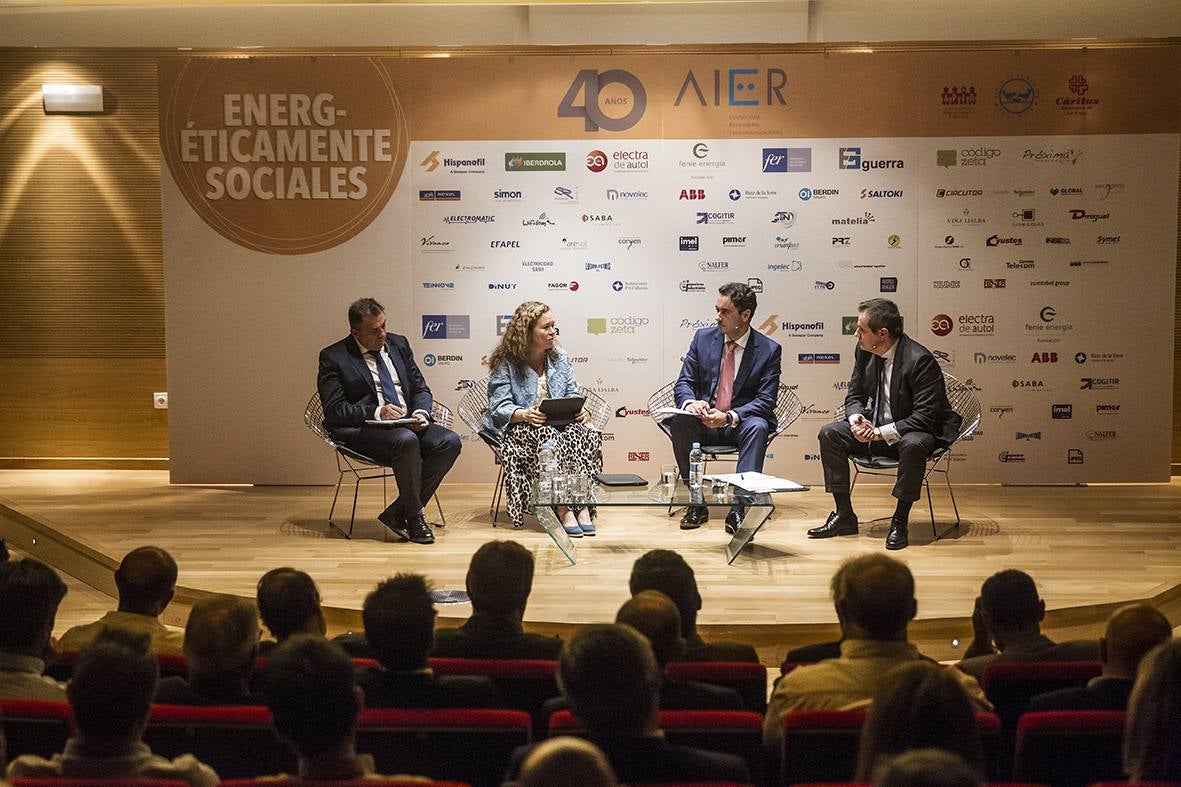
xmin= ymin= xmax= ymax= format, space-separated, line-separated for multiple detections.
xmin=0 ymin=699 xmax=73 ymax=761
xmin=666 ymin=660 xmax=769 ymax=713
xmin=1012 ymin=710 xmax=1127 ymax=787
xmin=355 ymin=707 xmax=532 ymax=787
xmin=142 ymin=704 xmax=295 ymax=779
xmin=549 ymin=709 xmax=766 ymax=785
xmin=980 ymin=661 xmax=1102 ymax=729
xmin=427 ymin=657 xmax=561 ymax=731
xmin=10 ymin=780 xmax=189 ymax=787
xmin=221 ymin=781 xmax=469 ymax=787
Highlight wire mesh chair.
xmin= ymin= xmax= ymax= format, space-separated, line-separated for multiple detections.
xmin=833 ymin=370 xmax=982 ymax=539
xmin=303 ymin=392 xmax=450 ymax=539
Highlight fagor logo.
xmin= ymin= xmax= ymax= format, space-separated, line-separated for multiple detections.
xmin=558 ymin=70 xmax=647 ymax=132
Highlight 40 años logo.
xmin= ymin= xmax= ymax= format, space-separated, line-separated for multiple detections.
xmin=558 ymin=69 xmax=648 ymax=132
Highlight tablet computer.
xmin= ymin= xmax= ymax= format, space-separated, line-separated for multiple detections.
xmin=539 ymin=396 xmax=586 ymax=428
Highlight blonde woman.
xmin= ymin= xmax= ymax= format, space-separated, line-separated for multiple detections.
xmin=481 ymin=301 xmax=603 ymax=535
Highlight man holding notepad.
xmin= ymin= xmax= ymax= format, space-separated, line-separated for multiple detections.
xmin=664 ymin=282 xmax=782 ymax=533
xmin=317 ymin=297 xmax=461 ymax=545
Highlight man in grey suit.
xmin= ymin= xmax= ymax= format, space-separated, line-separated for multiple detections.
xmin=317 ymin=297 xmax=461 ymax=544
xmin=810 ymin=298 xmax=961 ymax=550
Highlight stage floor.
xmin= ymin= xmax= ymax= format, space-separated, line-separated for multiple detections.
xmin=2 ymin=470 xmax=1179 ymax=664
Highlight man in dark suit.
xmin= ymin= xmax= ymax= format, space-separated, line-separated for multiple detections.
xmin=810 ymin=298 xmax=962 ymax=549
xmin=629 ymin=550 xmax=759 ymax=663
xmin=317 ymin=297 xmax=461 ymax=544
xmin=667 ymin=282 xmax=782 ymax=532
xmin=433 ymin=541 xmax=562 ymax=660
xmin=354 ymin=573 xmax=502 ymax=708
xmin=505 ymin=624 xmax=750 ymax=785
xmin=1028 ymin=603 xmax=1171 ymax=712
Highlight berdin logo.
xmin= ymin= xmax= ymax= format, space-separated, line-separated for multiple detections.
xmin=558 ymin=69 xmax=647 ymax=132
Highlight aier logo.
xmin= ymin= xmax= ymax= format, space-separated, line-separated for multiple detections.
xmin=558 ymin=69 xmax=647 ymax=132
xmin=673 ymin=67 xmax=787 ymax=107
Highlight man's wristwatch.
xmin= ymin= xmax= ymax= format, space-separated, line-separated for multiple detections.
xmin=872 ymin=427 xmax=882 ymax=441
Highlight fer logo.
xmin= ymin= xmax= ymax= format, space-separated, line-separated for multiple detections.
xmin=558 ymin=69 xmax=648 ymax=132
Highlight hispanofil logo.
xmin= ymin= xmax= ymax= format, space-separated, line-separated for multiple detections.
xmin=418 ymin=151 xmax=487 ymax=174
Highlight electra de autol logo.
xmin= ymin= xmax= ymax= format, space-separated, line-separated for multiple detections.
xmin=558 ymin=69 xmax=648 ymax=132
xmin=586 ymin=150 xmax=608 ymax=173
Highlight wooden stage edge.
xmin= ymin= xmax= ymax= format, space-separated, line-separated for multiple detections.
xmin=1 ymin=470 xmax=1180 ymax=665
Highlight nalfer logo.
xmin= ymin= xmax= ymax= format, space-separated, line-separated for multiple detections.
xmin=505 ymin=153 xmax=567 ymax=171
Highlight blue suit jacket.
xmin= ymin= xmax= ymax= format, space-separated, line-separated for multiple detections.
xmin=675 ymin=326 xmax=782 ymax=427
xmin=316 ymin=332 xmax=434 ymax=442
xmin=481 ymin=349 xmax=579 ymax=442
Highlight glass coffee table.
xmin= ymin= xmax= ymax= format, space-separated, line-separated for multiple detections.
xmin=529 ymin=478 xmax=806 ymax=565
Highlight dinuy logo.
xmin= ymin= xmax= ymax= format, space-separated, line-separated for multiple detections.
xmin=558 ymin=69 xmax=648 ymax=132
xmin=159 ymin=57 xmax=409 ymax=255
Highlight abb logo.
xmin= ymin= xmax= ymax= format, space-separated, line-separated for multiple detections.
xmin=1031 ymin=352 xmax=1058 ymax=363
xmin=627 ymin=452 xmax=651 ymax=461
xmin=679 ymin=189 xmax=706 ymax=200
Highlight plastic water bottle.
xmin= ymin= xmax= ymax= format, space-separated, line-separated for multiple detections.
xmin=688 ymin=442 xmax=704 ymax=492
xmin=537 ymin=440 xmax=557 ymax=501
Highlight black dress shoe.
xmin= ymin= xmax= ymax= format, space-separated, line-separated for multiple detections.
xmin=885 ymin=517 xmax=908 ymax=550
xmin=807 ymin=510 xmax=859 ymax=538
xmin=724 ymin=507 xmax=745 ymax=535
xmin=406 ymin=513 xmax=436 ymax=544
xmin=680 ymin=506 xmax=709 ymax=530
xmin=378 ymin=511 xmax=409 ymax=541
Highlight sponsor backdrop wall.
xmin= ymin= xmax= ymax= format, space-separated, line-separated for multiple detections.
xmin=160 ymin=46 xmax=1180 ymax=485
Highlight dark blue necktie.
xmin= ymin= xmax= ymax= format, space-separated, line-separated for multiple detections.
xmin=369 ymin=350 xmax=402 ymax=408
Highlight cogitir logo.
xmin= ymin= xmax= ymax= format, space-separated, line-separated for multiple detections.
xmin=160 ymin=57 xmax=409 ymax=255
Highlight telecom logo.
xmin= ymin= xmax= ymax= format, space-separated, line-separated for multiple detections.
xmin=772 ymin=211 xmax=797 ymax=227
xmin=997 ymin=76 xmax=1036 ymax=114
xmin=679 ymin=236 xmax=700 ymax=251
xmin=696 ymin=212 xmax=735 ymax=224
xmin=586 ymin=150 xmax=608 ymax=172
xmin=505 ymin=152 xmax=566 ymax=171
xmin=421 ymin=314 xmax=470 ymax=340
xmin=558 ymin=69 xmax=647 ymax=132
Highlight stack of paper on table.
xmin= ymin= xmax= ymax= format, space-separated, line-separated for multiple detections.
xmin=704 ymin=472 xmax=807 ymax=493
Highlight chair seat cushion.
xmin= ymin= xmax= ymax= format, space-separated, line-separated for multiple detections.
xmin=850 ymin=447 xmax=946 ymax=470
xmin=702 ymin=445 xmax=739 ymax=456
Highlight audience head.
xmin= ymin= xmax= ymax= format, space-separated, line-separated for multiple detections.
xmin=856 ymin=661 xmax=984 ymax=780
xmin=266 ymin=635 xmax=361 ymax=758
xmin=114 ymin=546 xmax=178 ymax=616
xmin=256 ymin=567 xmax=326 ymax=642
xmin=1100 ymin=603 xmax=1171 ymax=678
xmin=977 ymin=569 xmax=1043 ymax=643
xmin=616 ymin=590 xmax=683 ymax=667
xmin=183 ymin=594 xmax=260 ymax=679
xmin=68 ymin=628 xmax=158 ymax=744
xmin=871 ymin=749 xmax=983 ymax=787
xmin=1124 ymin=638 xmax=1181 ymax=781
xmin=558 ymin=624 xmax=661 ymax=736
xmin=362 ymin=573 xmax=436 ymax=671
xmin=629 ymin=549 xmax=702 ymax=638
xmin=488 ymin=300 xmax=555 ymax=372
xmin=466 ymin=540 xmax=535 ymax=618
xmin=519 ymin=737 xmax=617 ymax=787
xmin=0 ymin=557 xmax=67 ymax=656
xmin=832 ymin=553 xmax=916 ymax=641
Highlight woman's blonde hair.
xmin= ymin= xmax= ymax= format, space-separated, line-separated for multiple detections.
xmin=488 ymin=301 xmax=557 ymax=374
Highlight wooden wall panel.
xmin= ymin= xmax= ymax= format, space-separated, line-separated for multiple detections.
xmin=0 ymin=50 xmax=166 ymax=464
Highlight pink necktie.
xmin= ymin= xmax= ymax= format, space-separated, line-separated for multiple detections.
xmin=715 ymin=341 xmax=736 ymax=413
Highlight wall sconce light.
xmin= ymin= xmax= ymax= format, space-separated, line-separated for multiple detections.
xmin=42 ymin=84 xmax=104 ymax=114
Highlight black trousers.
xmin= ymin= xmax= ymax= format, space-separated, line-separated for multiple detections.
xmin=666 ymin=413 xmax=770 ymax=481
xmin=345 ymin=423 xmax=462 ymax=522
xmin=817 ymin=420 xmax=935 ymax=503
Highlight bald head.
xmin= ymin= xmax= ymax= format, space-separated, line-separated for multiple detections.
xmin=834 ymin=554 xmax=916 ymax=641
xmin=519 ymin=737 xmax=616 ymax=787
xmin=1102 ymin=604 xmax=1172 ymax=678
xmin=616 ymin=590 xmax=683 ymax=667
xmin=115 ymin=547 xmax=177 ymax=616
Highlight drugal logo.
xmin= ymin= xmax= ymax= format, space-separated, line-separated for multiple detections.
xmin=558 ymin=69 xmax=648 ymax=132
